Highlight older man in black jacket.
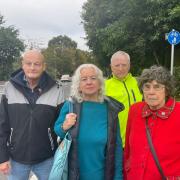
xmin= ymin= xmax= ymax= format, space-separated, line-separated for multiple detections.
xmin=0 ymin=50 xmax=64 ymax=180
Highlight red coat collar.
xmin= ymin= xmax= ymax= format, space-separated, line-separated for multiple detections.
xmin=142 ymin=98 xmax=175 ymax=119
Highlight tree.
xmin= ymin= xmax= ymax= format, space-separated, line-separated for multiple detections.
xmin=48 ymin=35 xmax=77 ymax=49
xmin=43 ymin=35 xmax=97 ymax=79
xmin=81 ymin=0 xmax=180 ymax=75
xmin=0 ymin=14 xmax=24 ymax=80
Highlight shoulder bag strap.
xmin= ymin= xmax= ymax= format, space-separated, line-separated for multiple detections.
xmin=145 ymin=118 xmax=166 ymax=180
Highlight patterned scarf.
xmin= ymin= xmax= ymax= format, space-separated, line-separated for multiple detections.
xmin=142 ymin=98 xmax=175 ymax=120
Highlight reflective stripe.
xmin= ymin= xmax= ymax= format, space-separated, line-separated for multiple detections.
xmin=48 ymin=128 xmax=54 ymax=150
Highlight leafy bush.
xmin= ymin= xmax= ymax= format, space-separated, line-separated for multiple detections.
xmin=174 ymin=66 xmax=180 ymax=98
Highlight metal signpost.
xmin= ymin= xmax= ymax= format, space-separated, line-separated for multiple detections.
xmin=167 ymin=29 xmax=180 ymax=75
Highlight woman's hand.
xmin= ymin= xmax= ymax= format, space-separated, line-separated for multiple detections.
xmin=62 ymin=113 xmax=77 ymax=131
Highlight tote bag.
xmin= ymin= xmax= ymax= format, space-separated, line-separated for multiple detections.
xmin=48 ymin=132 xmax=72 ymax=180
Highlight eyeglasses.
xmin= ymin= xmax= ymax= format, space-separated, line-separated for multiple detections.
xmin=80 ymin=76 xmax=97 ymax=82
xmin=23 ymin=61 xmax=43 ymax=68
xmin=142 ymin=83 xmax=165 ymax=92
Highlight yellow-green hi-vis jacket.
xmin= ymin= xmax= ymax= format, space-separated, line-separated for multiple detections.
xmin=105 ymin=73 xmax=142 ymax=147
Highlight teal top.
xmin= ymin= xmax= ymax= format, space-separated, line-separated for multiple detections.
xmin=54 ymin=100 xmax=123 ymax=180
xmin=78 ymin=101 xmax=107 ymax=179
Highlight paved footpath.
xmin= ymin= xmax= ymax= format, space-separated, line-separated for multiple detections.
xmin=0 ymin=172 xmax=38 ymax=180
xmin=0 ymin=172 xmax=7 ymax=180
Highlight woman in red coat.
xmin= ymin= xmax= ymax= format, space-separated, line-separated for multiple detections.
xmin=124 ymin=65 xmax=180 ymax=180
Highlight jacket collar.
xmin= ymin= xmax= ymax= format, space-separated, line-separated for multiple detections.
xmin=10 ymin=69 xmax=56 ymax=93
xmin=112 ymin=73 xmax=132 ymax=81
xmin=105 ymin=96 xmax=124 ymax=113
xmin=142 ymin=98 xmax=175 ymax=119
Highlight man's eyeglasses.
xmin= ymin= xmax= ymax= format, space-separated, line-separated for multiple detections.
xmin=142 ymin=83 xmax=165 ymax=92
xmin=23 ymin=61 xmax=43 ymax=68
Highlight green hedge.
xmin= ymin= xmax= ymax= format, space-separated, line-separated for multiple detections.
xmin=174 ymin=66 xmax=180 ymax=98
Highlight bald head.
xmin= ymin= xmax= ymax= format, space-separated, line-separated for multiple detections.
xmin=22 ymin=49 xmax=45 ymax=63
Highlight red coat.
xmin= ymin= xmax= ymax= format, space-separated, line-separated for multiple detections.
xmin=124 ymin=98 xmax=180 ymax=180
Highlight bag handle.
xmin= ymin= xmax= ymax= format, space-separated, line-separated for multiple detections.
xmin=145 ymin=118 xmax=166 ymax=180
xmin=68 ymin=97 xmax=73 ymax=113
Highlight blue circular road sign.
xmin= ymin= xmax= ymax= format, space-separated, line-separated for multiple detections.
xmin=168 ymin=29 xmax=180 ymax=45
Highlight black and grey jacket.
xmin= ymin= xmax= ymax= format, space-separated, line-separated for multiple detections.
xmin=0 ymin=70 xmax=64 ymax=164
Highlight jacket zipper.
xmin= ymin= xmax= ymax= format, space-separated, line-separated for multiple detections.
xmin=123 ymin=81 xmax=131 ymax=107
xmin=48 ymin=128 xmax=54 ymax=150
xmin=9 ymin=128 xmax=13 ymax=145
xmin=131 ymin=89 xmax=136 ymax=102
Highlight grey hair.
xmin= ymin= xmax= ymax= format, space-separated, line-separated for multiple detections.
xmin=21 ymin=49 xmax=45 ymax=62
xmin=138 ymin=65 xmax=176 ymax=97
xmin=110 ymin=50 xmax=130 ymax=64
xmin=70 ymin=64 xmax=105 ymax=103
xmin=22 ymin=49 xmax=42 ymax=57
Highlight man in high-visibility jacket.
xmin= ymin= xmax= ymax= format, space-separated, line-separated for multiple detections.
xmin=105 ymin=50 xmax=142 ymax=147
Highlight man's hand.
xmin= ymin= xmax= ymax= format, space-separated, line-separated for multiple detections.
xmin=0 ymin=161 xmax=11 ymax=175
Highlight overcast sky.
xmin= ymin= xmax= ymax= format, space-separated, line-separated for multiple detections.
xmin=0 ymin=0 xmax=88 ymax=50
